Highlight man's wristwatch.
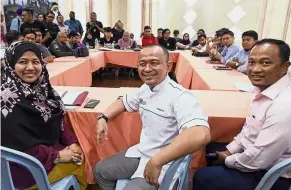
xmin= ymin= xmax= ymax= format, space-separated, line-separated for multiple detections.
xmin=97 ymin=114 xmax=109 ymax=122
xmin=235 ymin=62 xmax=239 ymax=67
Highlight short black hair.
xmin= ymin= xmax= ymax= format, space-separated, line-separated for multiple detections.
xmin=254 ymin=39 xmax=290 ymax=64
xmin=104 ymin=27 xmax=112 ymax=33
xmin=142 ymin=44 xmax=169 ymax=63
xmin=23 ymin=29 xmax=36 ymax=39
xmin=91 ymin=12 xmax=96 ymax=15
xmin=144 ymin=26 xmax=151 ymax=31
xmin=162 ymin=28 xmax=170 ymax=35
xmin=70 ymin=11 xmax=75 ymax=14
xmin=57 ymin=14 xmax=63 ymax=19
xmin=22 ymin=8 xmax=33 ymax=15
xmin=198 ymin=34 xmax=207 ymax=39
xmin=242 ymin=30 xmax=258 ymax=41
xmin=198 ymin=29 xmax=205 ymax=34
xmin=223 ymin=30 xmax=234 ymax=37
xmin=51 ymin=2 xmax=58 ymax=7
xmin=216 ymin=28 xmax=230 ymax=37
xmin=157 ymin=28 xmax=163 ymax=31
xmin=173 ymin=30 xmax=179 ymax=35
xmin=5 ymin=31 xmax=19 ymax=45
xmin=46 ymin=11 xmax=55 ymax=16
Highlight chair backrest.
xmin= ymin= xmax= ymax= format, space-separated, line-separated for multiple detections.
xmin=255 ymin=157 xmax=291 ymax=190
xmin=0 ymin=146 xmax=52 ymax=190
xmin=159 ymin=154 xmax=192 ymax=190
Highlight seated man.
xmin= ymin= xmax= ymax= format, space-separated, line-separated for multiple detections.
xmin=94 ymin=44 xmax=210 ymax=190
xmin=193 ymin=39 xmax=291 ymax=190
xmin=99 ymin=27 xmax=115 ymax=48
xmin=67 ymin=31 xmax=80 ymax=49
xmin=192 ymin=34 xmax=208 ymax=56
xmin=158 ymin=28 xmax=177 ymax=50
xmin=22 ymin=29 xmax=54 ymax=63
xmin=192 ymin=29 xmax=206 ymax=47
xmin=211 ymin=30 xmax=239 ymax=64
xmin=226 ymin=30 xmax=258 ymax=73
xmin=49 ymin=32 xmax=74 ymax=57
xmin=173 ymin=29 xmax=181 ymax=41
xmin=142 ymin=26 xmax=159 ymax=47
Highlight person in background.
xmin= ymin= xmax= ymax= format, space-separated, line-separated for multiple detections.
xmin=67 ymin=31 xmax=80 ymax=50
xmin=20 ymin=8 xmax=49 ymax=44
xmin=142 ymin=26 xmax=159 ymax=47
xmin=57 ymin=15 xmax=69 ymax=35
xmin=49 ymin=32 xmax=74 ymax=57
xmin=50 ymin=2 xmax=62 ymax=23
xmin=130 ymin=33 xmax=134 ymax=40
xmin=192 ymin=29 xmax=205 ymax=47
xmin=99 ymin=27 xmax=115 ymax=48
xmin=111 ymin=20 xmax=124 ymax=42
xmin=1 ymin=14 xmax=7 ymax=42
xmin=64 ymin=11 xmax=83 ymax=36
xmin=157 ymin=28 xmax=163 ymax=39
xmin=93 ymin=44 xmax=210 ymax=190
xmin=37 ymin=13 xmax=46 ymax=23
xmin=86 ymin=12 xmax=103 ymax=41
xmin=176 ymin=33 xmax=191 ymax=50
xmin=117 ymin=31 xmax=137 ymax=50
xmin=173 ymin=30 xmax=181 ymax=41
xmin=4 ymin=31 xmax=20 ymax=46
xmin=193 ymin=39 xmax=291 ymax=190
xmin=158 ymin=28 xmax=177 ymax=50
xmin=192 ymin=34 xmax=207 ymax=55
xmin=10 ymin=6 xmax=23 ymax=34
xmin=43 ymin=11 xmax=60 ymax=47
xmin=1 ymin=41 xmax=87 ymax=190
xmin=226 ymin=30 xmax=258 ymax=73
xmin=211 ymin=30 xmax=239 ymax=64
xmin=22 ymin=29 xmax=54 ymax=63
xmin=82 ymin=32 xmax=95 ymax=49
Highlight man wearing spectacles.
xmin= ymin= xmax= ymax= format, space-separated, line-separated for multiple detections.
xmin=43 ymin=11 xmax=60 ymax=47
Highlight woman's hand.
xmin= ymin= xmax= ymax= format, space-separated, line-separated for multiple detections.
xmin=59 ymin=146 xmax=82 ymax=163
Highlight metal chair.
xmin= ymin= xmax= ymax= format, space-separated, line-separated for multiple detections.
xmin=1 ymin=146 xmax=80 ymax=190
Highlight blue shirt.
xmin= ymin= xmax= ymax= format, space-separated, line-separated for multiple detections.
xmin=64 ymin=19 xmax=83 ymax=35
xmin=10 ymin=16 xmax=23 ymax=33
xmin=220 ymin=43 xmax=240 ymax=64
xmin=227 ymin=49 xmax=250 ymax=73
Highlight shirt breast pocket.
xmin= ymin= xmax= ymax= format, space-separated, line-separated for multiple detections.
xmin=245 ymin=115 xmax=264 ymax=139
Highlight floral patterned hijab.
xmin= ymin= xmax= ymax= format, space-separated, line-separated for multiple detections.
xmin=1 ymin=41 xmax=64 ymax=151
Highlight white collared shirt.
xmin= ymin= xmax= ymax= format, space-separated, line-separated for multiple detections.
xmin=122 ymin=76 xmax=209 ymax=184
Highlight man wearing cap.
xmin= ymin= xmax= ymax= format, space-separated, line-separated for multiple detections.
xmin=10 ymin=6 xmax=24 ymax=34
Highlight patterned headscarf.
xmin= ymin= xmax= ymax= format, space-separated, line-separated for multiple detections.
xmin=1 ymin=41 xmax=64 ymax=151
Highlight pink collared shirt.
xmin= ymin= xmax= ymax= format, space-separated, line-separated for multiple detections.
xmin=225 ymin=72 xmax=291 ymax=178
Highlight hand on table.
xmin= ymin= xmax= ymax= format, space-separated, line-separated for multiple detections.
xmin=59 ymin=146 xmax=83 ymax=163
xmin=144 ymin=158 xmax=162 ymax=187
xmin=95 ymin=118 xmax=108 ymax=144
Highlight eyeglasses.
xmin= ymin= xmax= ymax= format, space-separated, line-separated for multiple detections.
xmin=47 ymin=16 xmax=55 ymax=19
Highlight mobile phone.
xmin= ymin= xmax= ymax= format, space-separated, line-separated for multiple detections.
xmin=117 ymin=96 xmax=123 ymax=100
xmin=205 ymin=153 xmax=219 ymax=161
xmin=84 ymin=99 xmax=100 ymax=109
xmin=213 ymin=66 xmax=233 ymax=70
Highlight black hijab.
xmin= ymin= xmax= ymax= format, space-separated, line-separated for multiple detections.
xmin=179 ymin=33 xmax=191 ymax=45
xmin=1 ymin=41 xmax=64 ymax=151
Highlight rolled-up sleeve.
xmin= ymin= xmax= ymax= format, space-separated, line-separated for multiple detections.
xmin=173 ymin=91 xmax=209 ymax=132
xmin=122 ymin=88 xmax=141 ymax=112
xmin=225 ymin=103 xmax=291 ymax=172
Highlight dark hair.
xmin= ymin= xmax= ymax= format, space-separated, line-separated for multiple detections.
xmin=197 ymin=29 xmax=205 ymax=34
xmin=173 ymin=30 xmax=179 ymax=35
xmin=144 ymin=26 xmax=151 ymax=31
xmin=70 ymin=11 xmax=75 ymax=14
xmin=216 ymin=28 xmax=230 ymax=37
xmin=223 ymin=30 xmax=234 ymax=37
xmin=57 ymin=14 xmax=63 ymax=19
xmin=198 ymin=34 xmax=207 ymax=39
xmin=22 ymin=8 xmax=33 ymax=15
xmin=23 ymin=29 xmax=37 ymax=39
xmin=46 ymin=11 xmax=55 ymax=16
xmin=157 ymin=28 xmax=163 ymax=31
xmin=162 ymin=28 xmax=170 ymax=36
xmin=91 ymin=12 xmax=96 ymax=15
xmin=34 ymin=29 xmax=41 ymax=33
xmin=68 ymin=31 xmax=80 ymax=38
xmin=143 ymin=44 xmax=169 ymax=63
xmin=254 ymin=39 xmax=290 ymax=64
xmin=104 ymin=27 xmax=112 ymax=33
xmin=5 ymin=31 xmax=19 ymax=45
xmin=242 ymin=30 xmax=258 ymax=41
xmin=51 ymin=2 xmax=58 ymax=7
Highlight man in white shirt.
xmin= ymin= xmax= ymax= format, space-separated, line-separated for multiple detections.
xmin=50 ymin=2 xmax=61 ymax=23
xmin=192 ymin=34 xmax=207 ymax=56
xmin=94 ymin=44 xmax=210 ymax=190
xmin=57 ymin=15 xmax=70 ymax=35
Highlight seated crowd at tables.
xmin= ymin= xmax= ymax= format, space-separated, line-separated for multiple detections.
xmin=1 ymin=3 xmax=291 ymax=190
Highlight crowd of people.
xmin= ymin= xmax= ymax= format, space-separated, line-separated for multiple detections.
xmin=1 ymin=2 xmax=291 ymax=190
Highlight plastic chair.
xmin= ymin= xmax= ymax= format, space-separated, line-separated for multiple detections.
xmin=115 ymin=154 xmax=192 ymax=190
xmin=255 ymin=157 xmax=291 ymax=190
xmin=1 ymin=146 xmax=80 ymax=190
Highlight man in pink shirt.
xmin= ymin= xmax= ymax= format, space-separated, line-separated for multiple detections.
xmin=193 ymin=39 xmax=291 ymax=190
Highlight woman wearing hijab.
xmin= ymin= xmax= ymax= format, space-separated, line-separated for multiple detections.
xmin=1 ymin=41 xmax=87 ymax=190
xmin=117 ymin=30 xmax=137 ymax=50
xmin=176 ymin=33 xmax=192 ymax=50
